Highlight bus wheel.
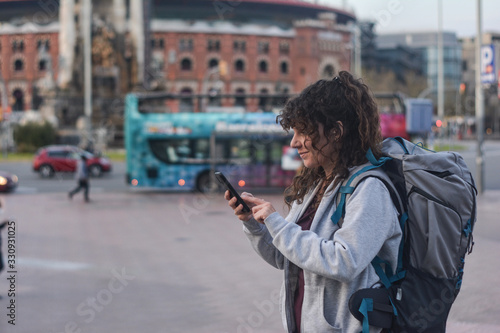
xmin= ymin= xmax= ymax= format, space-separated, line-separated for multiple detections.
xmin=196 ymin=172 xmax=218 ymax=193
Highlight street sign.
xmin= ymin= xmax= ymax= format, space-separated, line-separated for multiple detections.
xmin=481 ymin=44 xmax=495 ymax=84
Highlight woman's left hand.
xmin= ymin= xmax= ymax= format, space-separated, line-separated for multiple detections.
xmin=243 ymin=196 xmax=277 ymax=224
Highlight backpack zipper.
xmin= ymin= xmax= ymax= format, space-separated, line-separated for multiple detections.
xmin=408 ymin=186 xmax=462 ymax=221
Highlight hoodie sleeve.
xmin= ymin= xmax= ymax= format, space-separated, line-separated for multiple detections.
xmin=263 ymin=177 xmax=399 ymax=282
xmin=242 ymin=217 xmax=286 ymax=270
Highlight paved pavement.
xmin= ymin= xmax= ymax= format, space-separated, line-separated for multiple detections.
xmin=0 ymin=189 xmax=498 ymax=333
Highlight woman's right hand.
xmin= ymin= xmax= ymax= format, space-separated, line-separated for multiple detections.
xmin=224 ymin=190 xmax=254 ymax=222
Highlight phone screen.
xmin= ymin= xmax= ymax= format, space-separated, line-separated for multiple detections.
xmin=214 ymin=172 xmax=251 ymax=213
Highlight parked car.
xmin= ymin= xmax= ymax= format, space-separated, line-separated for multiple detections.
xmin=0 ymin=170 xmax=18 ymax=193
xmin=33 ymin=145 xmax=112 ymax=178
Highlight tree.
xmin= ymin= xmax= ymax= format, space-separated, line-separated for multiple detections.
xmin=13 ymin=121 xmax=56 ymax=153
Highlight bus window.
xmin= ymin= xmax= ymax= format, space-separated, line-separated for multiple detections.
xmin=149 ymin=139 xmax=208 ymax=164
xmin=229 ymin=139 xmax=250 ymax=159
xmin=253 ymin=142 xmax=266 ymax=163
xmin=194 ymin=139 xmax=209 ymax=159
xmin=270 ymin=141 xmax=284 ymax=163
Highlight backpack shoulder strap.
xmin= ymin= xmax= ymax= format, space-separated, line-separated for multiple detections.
xmin=331 ymin=149 xmax=403 ymax=227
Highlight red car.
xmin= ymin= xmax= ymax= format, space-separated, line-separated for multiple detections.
xmin=33 ymin=145 xmax=112 ymax=178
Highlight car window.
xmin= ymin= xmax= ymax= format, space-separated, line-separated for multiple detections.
xmin=69 ymin=152 xmax=81 ymax=159
xmin=48 ymin=150 xmax=71 ymax=158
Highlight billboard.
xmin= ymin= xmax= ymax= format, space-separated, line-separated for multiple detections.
xmin=481 ymin=45 xmax=496 ymax=84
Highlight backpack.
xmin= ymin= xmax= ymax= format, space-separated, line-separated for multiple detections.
xmin=331 ymin=137 xmax=477 ymax=333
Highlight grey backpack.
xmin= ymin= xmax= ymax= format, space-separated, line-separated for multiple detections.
xmin=332 ymin=137 xmax=477 ymax=333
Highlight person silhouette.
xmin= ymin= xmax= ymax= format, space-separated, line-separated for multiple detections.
xmin=68 ymin=154 xmax=90 ymax=202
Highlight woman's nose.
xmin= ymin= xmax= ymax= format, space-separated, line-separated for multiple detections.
xmin=290 ymin=134 xmax=301 ymax=148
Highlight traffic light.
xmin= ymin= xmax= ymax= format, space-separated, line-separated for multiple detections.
xmin=459 ymin=83 xmax=466 ymax=95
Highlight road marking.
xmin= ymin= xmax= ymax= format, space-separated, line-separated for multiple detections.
xmin=18 ymin=257 xmax=91 ymax=271
xmin=14 ymin=187 xmax=38 ymax=194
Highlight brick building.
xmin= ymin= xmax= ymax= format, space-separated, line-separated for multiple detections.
xmin=0 ymin=0 xmax=355 ymax=119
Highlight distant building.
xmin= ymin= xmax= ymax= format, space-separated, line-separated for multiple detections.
xmin=376 ymin=31 xmax=462 ymax=92
xmin=460 ymin=32 xmax=500 ymax=132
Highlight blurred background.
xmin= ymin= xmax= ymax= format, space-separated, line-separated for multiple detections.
xmin=0 ymin=1 xmax=499 ymax=332
xmin=0 ymin=0 xmax=498 ymax=192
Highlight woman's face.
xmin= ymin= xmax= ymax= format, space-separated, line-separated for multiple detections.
xmin=290 ymin=123 xmax=336 ymax=176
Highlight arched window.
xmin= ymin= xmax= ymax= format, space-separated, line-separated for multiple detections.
xmin=323 ymin=64 xmax=335 ymax=78
xmin=39 ymin=59 xmax=47 ymax=71
xmin=280 ymin=61 xmax=288 ymax=74
xmin=208 ymin=88 xmax=221 ymax=107
xmin=14 ymin=59 xmax=24 ymax=71
xmin=235 ymin=88 xmax=246 ymax=108
xmin=180 ymin=58 xmax=192 ymax=71
xmin=234 ymin=59 xmax=245 ymax=72
xmin=258 ymin=60 xmax=268 ymax=73
xmin=258 ymin=88 xmax=270 ymax=111
xmin=208 ymin=58 xmax=219 ymax=69
xmin=179 ymin=87 xmax=193 ymax=112
xmin=12 ymin=89 xmax=24 ymax=111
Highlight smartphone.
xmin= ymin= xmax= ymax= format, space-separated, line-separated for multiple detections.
xmin=214 ymin=171 xmax=251 ymax=213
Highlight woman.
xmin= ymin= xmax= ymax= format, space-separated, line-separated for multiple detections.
xmin=225 ymin=71 xmax=402 ymax=332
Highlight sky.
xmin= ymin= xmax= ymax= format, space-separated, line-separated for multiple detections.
xmin=320 ymin=0 xmax=500 ymax=38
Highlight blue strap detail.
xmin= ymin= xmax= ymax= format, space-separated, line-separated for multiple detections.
xmin=331 ymin=157 xmax=390 ymax=225
xmin=388 ymin=295 xmax=398 ymax=317
xmin=463 ymin=219 xmax=472 ymax=237
xmin=371 ymin=256 xmax=393 ymax=289
xmin=331 ymin=186 xmax=355 ymax=225
xmin=331 ymin=194 xmax=346 ymax=225
xmin=359 ymin=298 xmax=373 ymax=333
xmin=366 ymin=147 xmax=392 ymax=166
xmin=340 ymin=185 xmax=355 ymax=194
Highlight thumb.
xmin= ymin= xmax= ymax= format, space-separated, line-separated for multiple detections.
xmin=242 ymin=195 xmax=267 ymax=205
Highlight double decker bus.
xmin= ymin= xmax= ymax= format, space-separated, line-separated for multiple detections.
xmin=124 ymin=93 xmax=299 ymax=192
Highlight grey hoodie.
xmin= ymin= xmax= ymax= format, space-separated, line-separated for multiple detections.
xmin=242 ymin=177 xmax=401 ymax=333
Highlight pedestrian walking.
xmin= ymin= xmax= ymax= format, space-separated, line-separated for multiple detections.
xmin=224 ymin=71 xmax=402 ymax=332
xmin=68 ymin=154 xmax=90 ymax=202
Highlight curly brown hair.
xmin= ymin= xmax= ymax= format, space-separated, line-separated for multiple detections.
xmin=277 ymin=71 xmax=383 ymax=208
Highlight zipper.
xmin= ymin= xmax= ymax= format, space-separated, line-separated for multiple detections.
xmin=284 ymin=260 xmax=295 ymax=332
xmin=409 ymin=186 xmax=462 ymax=220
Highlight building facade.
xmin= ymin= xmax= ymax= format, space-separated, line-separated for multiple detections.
xmin=0 ymin=0 xmax=356 ymax=119
xmin=376 ymin=31 xmax=462 ymax=92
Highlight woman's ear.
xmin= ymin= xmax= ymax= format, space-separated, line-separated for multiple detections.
xmin=334 ymin=121 xmax=344 ymax=141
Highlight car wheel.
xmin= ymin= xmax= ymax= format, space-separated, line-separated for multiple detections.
xmin=196 ymin=172 xmax=219 ymax=193
xmin=39 ymin=164 xmax=55 ymax=178
xmin=89 ymin=164 xmax=102 ymax=177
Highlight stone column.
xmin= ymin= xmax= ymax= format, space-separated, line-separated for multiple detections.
xmin=58 ymin=0 xmax=75 ymax=89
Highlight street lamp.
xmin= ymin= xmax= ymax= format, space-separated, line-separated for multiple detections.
xmin=475 ymin=0 xmax=485 ymax=194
